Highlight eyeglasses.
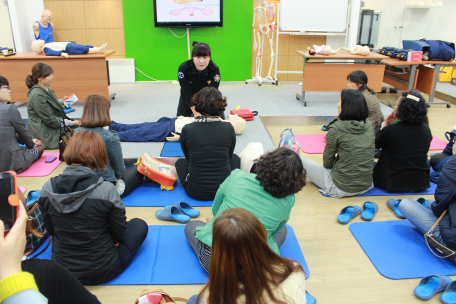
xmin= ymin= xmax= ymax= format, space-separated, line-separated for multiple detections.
xmin=0 ymin=86 xmax=10 ymax=90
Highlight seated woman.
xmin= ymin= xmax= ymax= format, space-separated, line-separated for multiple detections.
xmin=26 ymin=62 xmax=80 ymax=149
xmin=75 ymin=95 xmax=144 ymax=197
xmin=175 ymin=87 xmax=240 ymax=201
xmin=398 ymin=146 xmax=456 ymax=254
xmin=108 ymin=114 xmax=246 ymax=142
xmin=374 ymin=90 xmax=432 ymax=192
xmin=322 ymin=70 xmax=384 ymax=132
xmin=0 ymin=76 xmax=44 ymax=173
xmin=187 ymin=208 xmax=307 ymax=304
xmin=185 ymin=148 xmax=306 ymax=272
xmin=302 ymin=89 xmax=375 ymax=198
xmin=38 ymin=130 xmax=148 ymax=285
xmin=429 ymin=125 xmax=456 ymax=183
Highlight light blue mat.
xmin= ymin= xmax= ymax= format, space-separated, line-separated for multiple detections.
xmin=122 ymin=178 xmax=213 ymax=207
xmin=32 ymin=225 xmax=309 ymax=285
xmin=350 ymin=220 xmax=456 ymax=280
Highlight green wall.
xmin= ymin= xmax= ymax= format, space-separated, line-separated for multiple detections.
xmin=122 ymin=0 xmax=252 ymax=81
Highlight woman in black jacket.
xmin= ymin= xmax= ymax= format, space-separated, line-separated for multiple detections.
xmin=175 ymin=87 xmax=240 ymax=201
xmin=373 ymin=90 xmax=432 ymax=192
xmin=38 ymin=130 xmax=148 ymax=285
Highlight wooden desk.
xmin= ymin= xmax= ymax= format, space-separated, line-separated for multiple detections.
xmin=295 ymin=51 xmax=388 ymax=106
xmin=382 ymin=58 xmax=456 ymax=107
xmin=0 ymin=51 xmax=115 ymax=103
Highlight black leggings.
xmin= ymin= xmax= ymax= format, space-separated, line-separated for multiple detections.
xmin=175 ymin=154 xmax=240 ymax=201
xmin=22 ymin=259 xmax=101 ymax=304
xmin=120 ymin=166 xmax=144 ymax=197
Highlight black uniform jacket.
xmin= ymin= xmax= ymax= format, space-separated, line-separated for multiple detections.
xmin=178 ymin=59 xmax=220 ymax=107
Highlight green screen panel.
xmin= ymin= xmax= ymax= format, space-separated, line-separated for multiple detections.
xmin=122 ymin=0 xmax=252 ymax=81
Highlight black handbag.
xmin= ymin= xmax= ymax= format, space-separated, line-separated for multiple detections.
xmin=424 ymin=210 xmax=456 ymax=265
xmin=59 ymin=119 xmax=74 ymax=161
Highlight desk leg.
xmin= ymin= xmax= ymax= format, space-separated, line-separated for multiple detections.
xmin=106 ymin=60 xmax=116 ymax=100
xmin=428 ymin=64 xmax=451 ymax=107
xmin=296 ymin=58 xmax=307 ymax=107
xmin=408 ymin=65 xmax=417 ymax=91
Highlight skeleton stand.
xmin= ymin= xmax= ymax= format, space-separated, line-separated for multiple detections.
xmin=246 ymin=1 xmax=277 ymax=86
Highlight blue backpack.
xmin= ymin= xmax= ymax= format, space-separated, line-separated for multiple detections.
xmin=403 ymin=39 xmax=455 ymax=61
xmin=278 ymin=128 xmax=300 ymax=155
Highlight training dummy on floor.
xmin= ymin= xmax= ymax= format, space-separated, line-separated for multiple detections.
xmin=109 ymin=114 xmax=246 ymax=142
xmin=31 ymin=40 xmax=107 ymax=58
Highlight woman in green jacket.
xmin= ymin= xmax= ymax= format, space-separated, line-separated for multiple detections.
xmin=184 ymin=148 xmax=307 ymax=272
xmin=302 ymin=89 xmax=375 ymax=198
xmin=25 ymin=63 xmax=80 ymax=149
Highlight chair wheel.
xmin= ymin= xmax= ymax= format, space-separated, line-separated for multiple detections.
xmin=275 ymin=80 xmax=279 ymax=85
xmin=245 ymin=81 xmax=248 ymax=84
xmin=447 ymin=104 xmax=452 ymax=108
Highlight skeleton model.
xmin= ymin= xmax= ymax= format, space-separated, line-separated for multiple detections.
xmin=246 ymin=0 xmax=276 ymax=86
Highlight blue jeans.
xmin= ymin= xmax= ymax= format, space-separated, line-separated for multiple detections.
xmin=398 ymin=198 xmax=447 ymax=246
xmin=78 ymin=218 xmax=148 ymax=285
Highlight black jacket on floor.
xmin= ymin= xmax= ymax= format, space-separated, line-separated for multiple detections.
xmin=373 ymin=121 xmax=432 ymax=192
xmin=38 ymin=165 xmax=127 ymax=278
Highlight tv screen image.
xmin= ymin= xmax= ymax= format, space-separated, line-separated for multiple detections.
xmin=154 ymin=0 xmax=223 ymax=28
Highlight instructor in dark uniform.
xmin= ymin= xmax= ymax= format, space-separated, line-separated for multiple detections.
xmin=177 ymin=41 xmax=223 ymax=118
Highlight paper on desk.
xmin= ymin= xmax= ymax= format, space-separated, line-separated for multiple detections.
xmin=63 ymin=94 xmax=78 ymax=108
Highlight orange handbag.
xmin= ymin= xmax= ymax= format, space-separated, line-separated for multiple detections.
xmin=135 ymin=153 xmax=177 ymax=190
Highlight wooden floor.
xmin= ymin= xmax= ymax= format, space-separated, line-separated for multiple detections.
xmin=18 ymin=93 xmax=456 ymax=304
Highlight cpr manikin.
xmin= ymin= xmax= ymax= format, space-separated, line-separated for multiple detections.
xmin=246 ymin=0 xmax=276 ymax=86
xmin=167 ymin=114 xmax=247 ymax=141
xmin=33 ymin=9 xmax=54 ymax=43
xmin=307 ymin=45 xmax=340 ymax=56
xmin=340 ymin=45 xmax=370 ymax=56
xmin=31 ymin=40 xmax=107 ymax=58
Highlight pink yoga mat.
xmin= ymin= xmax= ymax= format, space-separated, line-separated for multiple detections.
xmin=295 ymin=134 xmax=448 ymax=154
xmin=17 ymin=152 xmax=62 ymax=177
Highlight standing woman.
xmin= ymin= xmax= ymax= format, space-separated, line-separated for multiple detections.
xmin=25 ymin=63 xmax=80 ymax=149
xmin=177 ymin=41 xmax=222 ymax=118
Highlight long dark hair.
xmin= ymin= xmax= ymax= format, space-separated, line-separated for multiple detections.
xmin=25 ymin=63 xmax=53 ymax=89
xmin=198 ymin=208 xmax=305 ymax=304
xmin=347 ymin=70 xmax=375 ymax=94
xmin=339 ymin=89 xmax=369 ymax=121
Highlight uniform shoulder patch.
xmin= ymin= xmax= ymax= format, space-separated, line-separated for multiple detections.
xmin=214 ymin=74 xmax=220 ymax=82
xmin=178 ymin=71 xmax=185 ymax=79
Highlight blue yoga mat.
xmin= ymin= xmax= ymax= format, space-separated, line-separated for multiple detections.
xmin=320 ymin=182 xmax=437 ymax=197
xmin=33 ymin=225 xmax=309 ymax=285
xmin=350 ymin=220 xmax=456 ymax=280
xmin=122 ymin=178 xmax=213 ymax=207
xmin=160 ymin=141 xmax=184 ymax=157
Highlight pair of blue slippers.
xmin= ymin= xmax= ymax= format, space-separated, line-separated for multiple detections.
xmin=386 ymin=198 xmax=434 ymax=219
xmin=337 ymin=202 xmax=378 ymax=224
xmin=415 ymin=274 xmax=456 ymax=303
xmin=155 ymin=202 xmax=200 ymax=224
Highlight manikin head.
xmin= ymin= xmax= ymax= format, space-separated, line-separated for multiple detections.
xmin=41 ymin=9 xmax=53 ymax=25
xmin=31 ymin=40 xmax=45 ymax=54
xmin=192 ymin=41 xmax=211 ymax=72
xmin=227 ymin=114 xmax=246 ymax=135
xmin=360 ymin=46 xmax=370 ymax=56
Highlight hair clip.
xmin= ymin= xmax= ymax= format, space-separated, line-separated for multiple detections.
xmin=407 ymin=94 xmax=420 ymax=102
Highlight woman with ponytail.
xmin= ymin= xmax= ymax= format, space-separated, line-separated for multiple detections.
xmin=177 ymin=41 xmax=223 ymax=118
xmin=25 ymin=63 xmax=80 ymax=149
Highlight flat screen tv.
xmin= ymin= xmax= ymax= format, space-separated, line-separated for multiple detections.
xmin=153 ymin=0 xmax=223 ymax=28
